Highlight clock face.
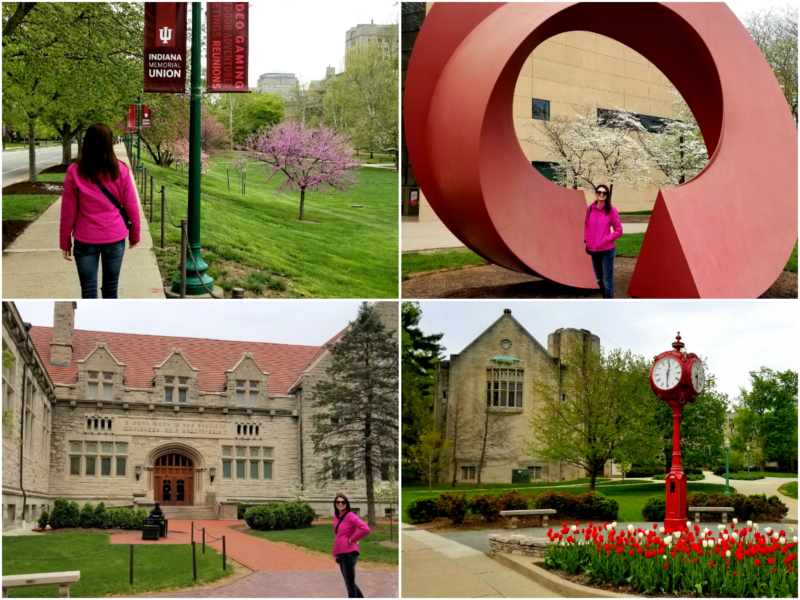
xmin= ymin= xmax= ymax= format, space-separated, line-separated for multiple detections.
xmin=652 ymin=356 xmax=682 ymax=390
xmin=500 ymin=339 xmax=512 ymax=351
xmin=691 ymin=360 xmax=705 ymax=393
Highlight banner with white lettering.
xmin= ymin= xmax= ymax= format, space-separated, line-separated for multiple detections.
xmin=207 ymin=2 xmax=249 ymax=93
xmin=143 ymin=2 xmax=187 ymax=93
xmin=142 ymin=105 xmax=152 ymax=128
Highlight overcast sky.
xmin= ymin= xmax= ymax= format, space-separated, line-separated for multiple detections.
xmin=414 ymin=301 xmax=798 ymax=405
xmin=230 ymin=1 xmax=398 ymax=87
xmin=13 ymin=301 xmax=370 ymax=348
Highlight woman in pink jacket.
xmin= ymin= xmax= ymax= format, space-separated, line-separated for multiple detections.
xmin=584 ymin=184 xmax=623 ymax=299
xmin=333 ymin=493 xmax=371 ymax=598
xmin=60 ymin=123 xmax=140 ymax=298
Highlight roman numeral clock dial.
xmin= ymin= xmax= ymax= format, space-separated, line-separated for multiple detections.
xmin=652 ymin=356 xmax=682 ymax=390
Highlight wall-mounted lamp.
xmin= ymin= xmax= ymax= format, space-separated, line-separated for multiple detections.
xmin=210 ymin=467 xmax=216 ymax=483
xmin=135 ymin=465 xmax=142 ymax=481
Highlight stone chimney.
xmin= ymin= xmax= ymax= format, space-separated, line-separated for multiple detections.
xmin=51 ymin=301 xmax=77 ymax=366
xmin=326 ymin=66 xmax=335 ymax=79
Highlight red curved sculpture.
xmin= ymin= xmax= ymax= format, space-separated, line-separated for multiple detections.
xmin=404 ymin=3 xmax=797 ymax=298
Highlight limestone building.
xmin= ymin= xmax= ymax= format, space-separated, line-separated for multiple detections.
xmin=434 ymin=308 xmax=611 ymax=484
xmin=346 ymin=22 xmax=395 ymax=59
xmin=256 ymin=70 xmax=299 ymax=101
xmin=402 ymin=3 xmax=680 ymax=217
xmin=2 ymin=301 xmax=398 ymax=530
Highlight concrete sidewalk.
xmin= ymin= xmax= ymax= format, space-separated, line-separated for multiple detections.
xmin=401 ymin=217 xmax=648 ymax=253
xmin=2 ymin=144 xmax=166 ymax=299
xmin=401 ymin=523 xmax=556 ymax=598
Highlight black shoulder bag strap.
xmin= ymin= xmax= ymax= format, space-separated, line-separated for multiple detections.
xmin=96 ymin=180 xmax=132 ymax=230
xmin=335 ymin=511 xmax=347 ymax=536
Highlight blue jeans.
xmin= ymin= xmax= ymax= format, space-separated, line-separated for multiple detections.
xmin=590 ymin=247 xmax=615 ymax=299
xmin=337 ymin=551 xmax=364 ymax=598
xmin=73 ymin=239 xmax=126 ymax=299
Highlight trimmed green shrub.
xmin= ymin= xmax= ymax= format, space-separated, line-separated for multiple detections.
xmin=642 ymin=495 xmax=667 ymax=521
xmin=531 ymin=490 xmax=618 ymax=521
xmin=245 ymin=505 xmax=275 ymax=530
xmin=593 ymin=491 xmax=620 ymax=521
xmin=133 ymin=509 xmax=146 ymax=530
xmin=406 ymin=498 xmax=438 ymax=523
xmin=271 ymin=504 xmax=289 ymax=530
xmin=300 ymin=503 xmax=316 ymax=528
xmin=653 ymin=473 xmax=705 ymax=481
xmin=728 ymin=472 xmax=765 ymax=480
xmin=237 ymin=502 xmax=247 ymax=519
xmin=243 ymin=502 xmax=316 ymax=531
xmin=469 ymin=494 xmax=503 ymax=521
xmin=37 ymin=509 xmax=49 ymax=530
xmin=49 ymin=498 xmax=70 ymax=529
xmin=79 ymin=503 xmax=95 ymax=528
xmin=94 ymin=502 xmax=107 ymax=528
xmin=65 ymin=501 xmax=80 ymax=528
xmin=436 ymin=492 xmax=467 ymax=524
xmin=284 ymin=502 xmax=300 ymax=529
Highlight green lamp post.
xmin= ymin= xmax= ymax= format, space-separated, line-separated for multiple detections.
xmin=724 ymin=437 xmax=730 ymax=495
xmin=747 ymin=445 xmax=750 ymax=478
xmin=137 ymin=97 xmax=141 ymax=169
xmin=171 ymin=1 xmax=214 ymax=295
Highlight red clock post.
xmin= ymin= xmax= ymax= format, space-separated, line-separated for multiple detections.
xmin=649 ymin=333 xmax=706 ymax=532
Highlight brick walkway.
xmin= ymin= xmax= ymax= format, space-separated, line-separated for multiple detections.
xmin=111 ymin=519 xmax=398 ymax=597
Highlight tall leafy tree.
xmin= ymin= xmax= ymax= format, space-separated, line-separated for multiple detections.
xmin=309 ymin=303 xmax=398 ymax=527
xmin=401 ymin=301 xmax=443 ymax=457
xmin=527 ymin=338 xmax=656 ymax=490
xmin=732 ymin=368 xmax=798 ymax=471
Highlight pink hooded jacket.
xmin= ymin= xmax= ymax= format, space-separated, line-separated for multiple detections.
xmin=333 ymin=511 xmax=371 ymax=557
xmin=59 ymin=162 xmax=140 ymax=252
xmin=584 ymin=202 xmax=622 ymax=252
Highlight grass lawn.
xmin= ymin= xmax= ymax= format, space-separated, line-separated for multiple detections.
xmin=619 ymin=210 xmax=652 ymax=215
xmin=402 ymin=249 xmax=489 ymax=279
xmin=778 ymin=481 xmax=798 ymax=500
xmin=762 ymin=472 xmax=800 ymax=478
xmin=247 ymin=523 xmax=398 ymax=565
xmin=139 ymin=150 xmax=398 ymax=298
xmin=402 ymin=236 xmax=799 ymax=277
xmin=32 ymin=173 xmax=66 ymax=183
xmin=2 ymin=195 xmax=60 ymax=222
xmin=402 ymin=480 xmax=732 ymax=523
xmin=2 ymin=532 xmax=231 ymax=597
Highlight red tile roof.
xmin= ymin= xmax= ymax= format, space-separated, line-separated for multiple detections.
xmin=287 ymin=324 xmax=351 ymax=392
xmin=29 ymin=327 xmax=323 ymax=395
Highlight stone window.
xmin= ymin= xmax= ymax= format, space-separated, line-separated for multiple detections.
xmin=263 ymin=461 xmax=273 ymax=480
xmin=236 ymin=381 xmax=259 ymax=407
xmin=236 ymin=460 xmax=246 ymax=479
xmin=2 ymin=341 xmax=15 ymax=424
xmin=101 ymin=457 xmax=112 ymax=476
xmin=486 ymin=368 xmax=524 ymax=408
xmin=263 ymin=448 xmax=272 ymax=457
xmin=86 ymin=456 xmax=97 ymax=476
xmin=42 ymin=404 xmax=51 ymax=462
xmin=69 ymin=439 xmax=127 ymax=478
xmin=222 ymin=447 xmax=232 ymax=457
xmin=85 ymin=416 xmax=113 ymax=432
xmin=88 ymin=371 xmax=113 ymax=400
xmin=69 ymin=455 xmax=81 ymax=476
xmin=222 ymin=459 xmax=232 ymax=479
xmin=164 ymin=377 xmax=188 ymax=403
xmin=381 ymin=462 xmax=391 ymax=481
xmin=116 ymin=456 xmax=126 ymax=476
xmin=116 ymin=443 xmax=127 ymax=453
xmin=249 ymin=461 xmax=259 ymax=479
xmin=236 ymin=447 xmax=245 ymax=457
xmin=235 ymin=422 xmax=260 ymax=439
xmin=22 ymin=378 xmax=34 ymax=458
xmin=333 ymin=458 xmax=355 ymax=481
xmin=532 ymin=98 xmax=550 ymax=121
xmin=71 ymin=442 xmax=81 ymax=453
xmin=461 ymin=466 xmax=476 ymax=480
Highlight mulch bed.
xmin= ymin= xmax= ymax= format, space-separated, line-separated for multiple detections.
xmin=541 ymin=563 xmax=696 ymax=597
xmin=40 ymin=160 xmax=76 ymax=174
xmin=2 ymin=180 xmax=63 ymax=195
xmin=3 ymin=220 xmax=31 ymax=250
xmin=402 ymin=257 xmax=798 ymax=299
xmin=35 ymin=526 xmax=148 ymax=534
xmin=407 ymin=515 xmax=544 ymax=533
xmin=619 ymin=215 xmax=650 ymax=223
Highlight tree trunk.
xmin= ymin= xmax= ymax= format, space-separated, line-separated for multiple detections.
xmin=589 ymin=469 xmax=597 ymax=491
xmin=76 ymin=130 xmax=83 ymax=152
xmin=364 ymin=411 xmax=376 ymax=527
xmin=477 ymin=409 xmax=490 ymax=486
xmin=60 ymin=123 xmax=75 ymax=165
xmin=299 ymin=189 xmax=305 ymax=221
xmin=28 ymin=117 xmax=37 ymax=183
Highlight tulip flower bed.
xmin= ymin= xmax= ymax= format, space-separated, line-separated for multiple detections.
xmin=544 ymin=520 xmax=798 ymax=597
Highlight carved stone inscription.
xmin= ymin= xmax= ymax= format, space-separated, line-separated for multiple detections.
xmin=117 ymin=418 xmax=233 ymax=438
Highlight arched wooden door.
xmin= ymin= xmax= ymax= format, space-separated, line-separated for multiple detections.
xmin=154 ymin=453 xmax=194 ymax=506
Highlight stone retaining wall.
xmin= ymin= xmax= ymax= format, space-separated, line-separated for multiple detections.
xmin=488 ymin=533 xmax=549 ymax=558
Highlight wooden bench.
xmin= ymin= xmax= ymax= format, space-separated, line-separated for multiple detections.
xmin=3 ymin=571 xmax=80 ymax=598
xmin=689 ymin=506 xmax=734 ymax=524
xmin=499 ymin=509 xmax=557 ymax=529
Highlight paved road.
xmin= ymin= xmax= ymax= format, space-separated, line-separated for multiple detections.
xmin=2 ymin=143 xmax=77 ymax=187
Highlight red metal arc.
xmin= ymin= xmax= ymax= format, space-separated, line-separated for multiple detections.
xmin=404 ymin=3 xmax=797 ymax=298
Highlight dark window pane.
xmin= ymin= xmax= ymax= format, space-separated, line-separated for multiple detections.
xmin=101 ymin=457 xmax=111 ymax=476
xmin=70 ymin=456 xmax=80 ymax=475
xmin=223 ymin=461 xmax=231 ymax=479
xmin=532 ymin=99 xmax=550 ymax=121
xmin=86 ymin=457 xmax=96 ymax=476
xmin=116 ymin=457 xmax=126 ymax=476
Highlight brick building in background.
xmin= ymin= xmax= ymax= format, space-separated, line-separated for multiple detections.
xmin=2 ymin=301 xmax=398 ymax=530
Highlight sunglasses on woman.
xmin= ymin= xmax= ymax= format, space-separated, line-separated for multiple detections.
xmin=596 ymin=191 xmax=608 ymax=196
xmin=336 ymin=500 xmax=347 ymax=505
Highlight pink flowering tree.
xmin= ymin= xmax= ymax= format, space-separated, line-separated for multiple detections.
xmin=235 ymin=121 xmax=363 ymax=221
xmin=165 ymin=138 xmax=216 ymax=176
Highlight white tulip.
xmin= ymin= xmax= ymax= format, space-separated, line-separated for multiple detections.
xmin=606 ymin=523 xmax=613 ymax=531
xmin=717 ymin=524 xmax=724 ymax=531
xmin=572 ymin=525 xmax=578 ymax=532
xmin=664 ymin=535 xmax=673 ymax=546
xmin=628 ymin=524 xmax=634 ymax=533
xmin=702 ymin=539 xmax=708 ymax=548
xmin=732 ymin=532 xmax=739 ymax=541
xmin=754 ymin=523 xmax=760 ymax=532
xmin=612 ymin=522 xmax=618 ymax=529
xmin=747 ymin=520 xmax=753 ymax=528
xmin=793 ymin=536 xmax=798 ymax=544
xmin=686 ymin=520 xmax=692 ymax=528
xmin=780 ymin=537 xmax=786 ymax=545
xmin=765 ymin=527 xmax=773 ymax=535
xmin=723 ymin=534 xmax=728 ymax=541
xmin=638 ymin=531 xmax=644 ymax=539
xmin=660 ymin=526 xmax=665 ymax=534
xmin=726 ymin=550 xmax=731 ymax=558
xmin=732 ymin=518 xmax=738 ymax=525
xmin=675 ymin=531 xmax=682 ymax=540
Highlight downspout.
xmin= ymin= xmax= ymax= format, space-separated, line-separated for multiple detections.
xmin=19 ymin=322 xmax=34 ymax=529
xmin=298 ymin=390 xmax=304 ymax=488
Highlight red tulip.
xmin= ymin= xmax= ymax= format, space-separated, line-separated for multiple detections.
xmin=664 ymin=563 xmax=668 ymax=569
xmin=709 ymin=561 xmax=714 ymax=567
xmin=755 ymin=559 xmax=761 ymax=566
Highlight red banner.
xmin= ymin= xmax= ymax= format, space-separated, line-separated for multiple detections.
xmin=127 ymin=105 xmax=138 ymax=129
xmin=141 ymin=105 xmax=152 ymax=128
xmin=207 ymin=3 xmax=249 ymax=93
xmin=143 ymin=2 xmax=187 ymax=93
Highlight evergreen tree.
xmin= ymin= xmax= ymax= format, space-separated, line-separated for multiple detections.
xmin=310 ymin=302 xmax=398 ymax=527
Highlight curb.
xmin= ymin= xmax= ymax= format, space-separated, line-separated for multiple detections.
xmin=493 ymin=552 xmax=638 ymax=598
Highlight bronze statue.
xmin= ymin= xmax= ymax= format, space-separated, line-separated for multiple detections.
xmin=149 ymin=501 xmax=165 ymax=518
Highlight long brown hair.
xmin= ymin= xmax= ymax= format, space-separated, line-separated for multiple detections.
xmin=333 ymin=492 xmax=351 ymax=517
xmin=595 ymin=184 xmax=612 ymax=216
xmin=77 ymin=123 xmax=120 ymax=183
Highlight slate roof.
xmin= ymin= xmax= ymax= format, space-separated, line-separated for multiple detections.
xmin=29 ymin=327 xmax=322 ymax=395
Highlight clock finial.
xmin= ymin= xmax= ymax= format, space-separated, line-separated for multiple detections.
xmin=672 ymin=332 xmax=685 ymax=352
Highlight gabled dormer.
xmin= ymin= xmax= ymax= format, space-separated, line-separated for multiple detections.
xmin=225 ymin=353 xmax=270 ymax=408
xmin=153 ymin=348 xmax=200 ymax=405
xmin=76 ymin=342 xmax=125 ymax=402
